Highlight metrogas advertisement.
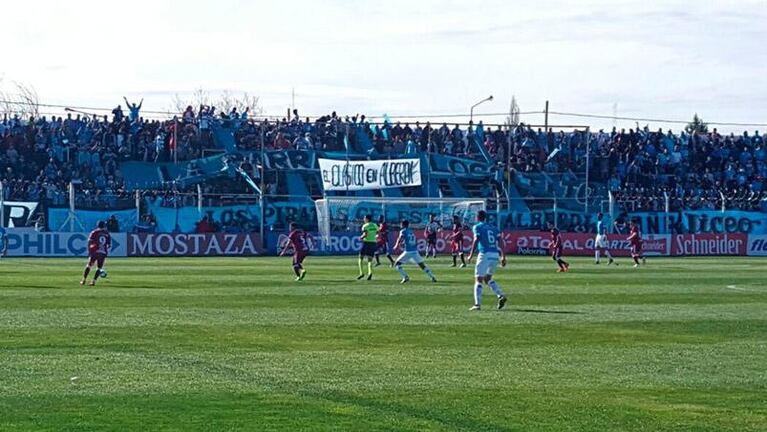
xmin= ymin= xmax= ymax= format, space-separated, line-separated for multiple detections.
xmin=128 ymin=233 xmax=262 ymax=256
xmin=318 ymin=158 xmax=421 ymax=191
xmin=4 ymin=229 xmax=128 ymax=257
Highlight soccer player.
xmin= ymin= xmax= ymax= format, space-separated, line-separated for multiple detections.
xmin=548 ymin=222 xmax=570 ymax=272
xmin=594 ymin=212 xmax=616 ymax=265
xmin=279 ymin=222 xmax=309 ymax=281
xmin=393 ymin=219 xmax=437 ymax=284
xmin=0 ymin=225 xmax=7 ymax=258
xmin=450 ymin=215 xmax=467 ymax=268
xmin=357 ymin=214 xmax=378 ymax=280
xmin=466 ymin=210 xmax=508 ymax=311
xmin=423 ymin=214 xmax=441 ymax=258
xmin=374 ymin=215 xmax=395 ymax=267
xmin=627 ymin=220 xmax=646 ymax=268
xmin=81 ymin=220 xmax=111 ymax=286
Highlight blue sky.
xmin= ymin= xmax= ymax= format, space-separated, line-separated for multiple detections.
xmin=1 ymin=0 xmax=766 ymax=131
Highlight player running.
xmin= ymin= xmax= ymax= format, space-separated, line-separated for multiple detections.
xmin=466 ymin=210 xmax=508 ymax=311
xmin=423 ymin=214 xmax=442 ymax=258
xmin=627 ymin=220 xmax=646 ymax=268
xmin=450 ymin=215 xmax=467 ymax=268
xmin=594 ymin=212 xmax=616 ymax=265
xmin=374 ymin=215 xmax=395 ymax=267
xmin=393 ymin=219 xmax=437 ymax=284
xmin=357 ymin=214 xmax=378 ymax=280
xmin=80 ymin=220 xmax=111 ymax=286
xmin=548 ymin=222 xmax=570 ymax=272
xmin=279 ymin=222 xmax=309 ymax=281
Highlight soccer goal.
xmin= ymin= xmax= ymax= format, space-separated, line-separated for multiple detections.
xmin=314 ymin=197 xmax=486 ymax=245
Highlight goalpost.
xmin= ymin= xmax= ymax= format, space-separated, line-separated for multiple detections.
xmin=314 ymin=197 xmax=486 ymax=246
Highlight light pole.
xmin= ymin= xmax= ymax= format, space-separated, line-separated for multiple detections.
xmin=470 ymin=95 xmax=493 ymax=123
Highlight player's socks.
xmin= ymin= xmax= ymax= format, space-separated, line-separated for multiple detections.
xmin=83 ymin=267 xmax=91 ymax=280
xmin=358 ymin=258 xmax=365 ymax=277
xmin=374 ymin=255 xmax=381 ymax=266
xmin=605 ymin=250 xmax=613 ymax=260
xmin=367 ymin=261 xmax=373 ymax=277
xmin=423 ymin=267 xmax=436 ymax=282
xmin=474 ymin=283 xmax=483 ymax=306
xmin=93 ymin=269 xmax=102 ymax=281
xmin=299 ymin=270 xmax=307 ymax=280
xmin=460 ymin=253 xmax=466 ymax=266
xmin=451 ymin=255 xmax=457 ymax=267
xmin=293 ymin=266 xmax=301 ymax=277
xmin=488 ymin=280 xmax=505 ymax=298
xmin=595 ymin=250 xmax=600 ymax=263
xmin=396 ymin=265 xmax=408 ymax=280
xmin=387 ymin=254 xmax=395 ymax=266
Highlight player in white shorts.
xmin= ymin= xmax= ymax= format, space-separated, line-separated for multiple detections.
xmin=393 ymin=219 xmax=437 ymax=283
xmin=594 ymin=212 xmax=616 ymax=265
xmin=466 ymin=210 xmax=508 ymax=311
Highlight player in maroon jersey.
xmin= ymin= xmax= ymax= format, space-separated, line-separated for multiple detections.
xmin=627 ymin=220 xmax=646 ymax=268
xmin=547 ymin=222 xmax=569 ymax=272
xmin=450 ymin=215 xmax=467 ymax=268
xmin=80 ymin=220 xmax=111 ymax=286
xmin=279 ymin=222 xmax=309 ymax=280
xmin=374 ymin=215 xmax=395 ymax=267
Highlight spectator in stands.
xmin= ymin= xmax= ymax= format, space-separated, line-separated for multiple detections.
xmin=195 ymin=216 xmax=216 ymax=233
xmin=107 ymin=215 xmax=120 ymax=232
xmin=123 ymin=97 xmax=143 ymax=122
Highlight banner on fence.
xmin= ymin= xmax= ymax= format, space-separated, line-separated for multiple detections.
xmin=5 ymin=229 xmax=127 ymax=257
xmin=1 ymin=201 xmax=39 ymax=228
xmin=146 ymin=199 xmax=316 ymax=233
xmin=128 ymin=233 xmax=262 ymax=256
xmin=318 ymin=158 xmax=421 ymax=191
xmin=47 ymin=208 xmax=137 ymax=233
xmin=629 ymin=211 xmax=766 ymax=235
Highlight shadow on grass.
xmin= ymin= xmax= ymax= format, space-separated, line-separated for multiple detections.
xmin=511 ymin=308 xmax=583 ymax=315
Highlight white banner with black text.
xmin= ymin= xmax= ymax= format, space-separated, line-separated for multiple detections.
xmin=318 ymin=158 xmax=421 ymax=191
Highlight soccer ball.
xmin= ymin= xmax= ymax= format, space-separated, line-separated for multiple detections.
xmin=99 ymin=269 xmax=108 ymax=278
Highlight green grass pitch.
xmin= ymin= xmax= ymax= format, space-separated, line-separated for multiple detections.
xmin=1 ymin=256 xmax=765 ymax=431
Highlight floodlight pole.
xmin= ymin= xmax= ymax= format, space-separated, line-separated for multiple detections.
xmin=260 ymin=122 xmax=266 ymax=250
xmin=470 ymin=95 xmax=493 ymax=123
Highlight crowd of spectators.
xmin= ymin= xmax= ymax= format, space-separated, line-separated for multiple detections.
xmin=2 ymin=102 xmax=766 ymax=215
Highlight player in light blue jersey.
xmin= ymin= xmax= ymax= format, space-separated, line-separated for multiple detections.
xmin=466 ymin=210 xmax=507 ymax=311
xmin=0 ymin=226 xmax=7 ymax=257
xmin=393 ymin=220 xmax=437 ymax=284
xmin=594 ymin=212 xmax=616 ymax=265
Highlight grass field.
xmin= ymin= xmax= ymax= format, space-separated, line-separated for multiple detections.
xmin=1 ymin=256 xmax=765 ymax=431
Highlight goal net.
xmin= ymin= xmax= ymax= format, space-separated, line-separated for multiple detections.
xmin=314 ymin=197 xmax=486 ymax=246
